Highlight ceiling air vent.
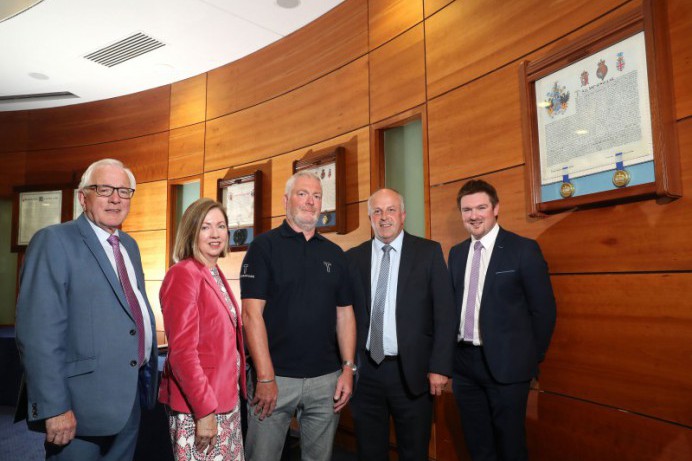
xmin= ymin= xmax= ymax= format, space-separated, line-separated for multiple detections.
xmin=84 ymin=32 xmax=165 ymax=68
xmin=0 ymin=91 xmax=79 ymax=104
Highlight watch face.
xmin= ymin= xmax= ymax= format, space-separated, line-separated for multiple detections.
xmin=343 ymin=361 xmax=357 ymax=372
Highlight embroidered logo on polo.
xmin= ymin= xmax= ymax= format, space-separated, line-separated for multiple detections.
xmin=323 ymin=261 xmax=332 ymax=273
xmin=240 ymin=263 xmax=255 ymax=278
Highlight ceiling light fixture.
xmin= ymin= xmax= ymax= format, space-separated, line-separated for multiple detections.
xmin=276 ymin=0 xmax=301 ymax=9
xmin=28 ymin=72 xmax=49 ymax=80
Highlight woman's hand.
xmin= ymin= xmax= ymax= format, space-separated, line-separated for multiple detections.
xmin=194 ymin=413 xmax=217 ymax=453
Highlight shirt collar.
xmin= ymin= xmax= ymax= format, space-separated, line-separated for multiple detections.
xmin=85 ymin=215 xmax=120 ymax=243
xmin=373 ymin=230 xmax=404 ymax=254
xmin=471 ymin=223 xmax=500 ymax=250
xmin=279 ymin=219 xmax=325 ymax=241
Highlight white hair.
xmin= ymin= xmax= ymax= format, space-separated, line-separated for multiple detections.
xmin=78 ymin=158 xmax=137 ymax=191
xmin=285 ymin=170 xmax=322 ymax=196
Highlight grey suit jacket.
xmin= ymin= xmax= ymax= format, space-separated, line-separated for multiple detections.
xmin=15 ymin=214 xmax=158 ymax=436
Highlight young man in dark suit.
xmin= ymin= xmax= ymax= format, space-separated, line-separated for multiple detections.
xmin=449 ymin=179 xmax=556 ymax=461
xmin=347 ymin=188 xmax=456 ymax=461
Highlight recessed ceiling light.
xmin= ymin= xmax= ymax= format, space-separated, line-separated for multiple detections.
xmin=277 ymin=0 xmax=300 ymax=9
xmin=28 ymin=72 xmax=49 ymax=80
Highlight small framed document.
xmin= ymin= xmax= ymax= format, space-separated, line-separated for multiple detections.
xmin=12 ymin=185 xmax=74 ymax=252
xmin=293 ymin=146 xmax=346 ymax=234
xmin=519 ymin=0 xmax=681 ymax=216
xmin=73 ymin=188 xmax=82 ymax=220
xmin=218 ymin=168 xmax=263 ymax=252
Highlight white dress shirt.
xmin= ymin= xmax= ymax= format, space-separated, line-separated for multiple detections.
xmin=367 ymin=231 xmax=404 ymax=356
xmin=457 ymin=223 xmax=500 ymax=345
xmin=86 ymin=218 xmax=153 ymax=363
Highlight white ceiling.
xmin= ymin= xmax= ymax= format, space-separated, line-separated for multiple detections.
xmin=0 ymin=0 xmax=343 ymax=112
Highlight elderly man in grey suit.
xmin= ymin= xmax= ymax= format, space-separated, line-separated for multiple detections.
xmin=15 ymin=158 xmax=158 ymax=461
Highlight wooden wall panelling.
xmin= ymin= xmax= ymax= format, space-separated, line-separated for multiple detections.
xmin=525 ymin=392 xmax=692 ymax=461
xmin=24 ymin=132 xmax=169 ymax=185
xmin=206 ymin=0 xmax=368 ymax=119
xmin=202 ymin=169 xmax=226 ymax=200
xmin=432 ymin=114 xmax=692 ymax=273
xmin=168 ymin=122 xmax=205 ymax=179
xmin=144 ymin=279 xmax=163 ymax=331
xmin=668 ymin=0 xmax=692 ymax=120
xmin=202 ymin=164 xmax=273 ymax=221
xmin=424 ymin=0 xmax=453 ymax=18
xmin=170 ymin=74 xmax=207 ymax=130
xmin=26 ymin=86 xmax=171 ymax=150
xmin=268 ymin=127 xmax=371 ymax=217
xmin=205 ymin=57 xmax=369 ymax=172
xmin=428 ymin=65 xmax=524 ymax=186
xmin=436 ymin=388 xmax=692 ymax=461
xmin=543 ymin=273 xmax=692 ymax=426
xmin=369 ymin=0 xmax=424 ymax=50
xmin=0 ymin=152 xmax=26 ymax=199
xmin=130 ymin=230 xmax=167 ymax=281
xmin=369 ymin=24 xmax=426 ymax=124
xmin=434 ymin=389 xmax=469 ymax=461
xmin=327 ymin=202 xmax=370 ymax=250
xmin=216 ymin=250 xmax=248 ymax=281
xmin=122 ymin=180 xmax=168 ymax=233
xmin=424 ymin=0 xmax=634 ymax=98
xmin=0 ymin=111 xmax=28 ymax=153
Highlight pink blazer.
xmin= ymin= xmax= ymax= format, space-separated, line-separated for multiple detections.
xmin=158 ymin=258 xmax=246 ymax=417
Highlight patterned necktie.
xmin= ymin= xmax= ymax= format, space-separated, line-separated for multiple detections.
xmin=370 ymin=244 xmax=392 ymax=364
xmin=107 ymin=234 xmax=145 ymax=365
xmin=463 ymin=241 xmax=483 ymax=341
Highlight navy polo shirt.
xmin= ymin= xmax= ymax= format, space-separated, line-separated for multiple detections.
xmin=240 ymin=220 xmax=352 ymax=378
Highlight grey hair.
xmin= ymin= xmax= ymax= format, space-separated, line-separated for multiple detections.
xmin=78 ymin=158 xmax=137 ymax=191
xmin=285 ymin=170 xmax=322 ymax=196
xmin=367 ymin=188 xmax=406 ymax=215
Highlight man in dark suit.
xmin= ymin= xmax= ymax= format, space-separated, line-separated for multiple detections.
xmin=15 ymin=158 xmax=158 ymax=460
xmin=448 ymin=179 xmax=556 ymax=461
xmin=347 ymin=188 xmax=456 ymax=461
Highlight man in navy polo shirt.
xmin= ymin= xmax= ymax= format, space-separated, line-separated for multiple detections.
xmin=241 ymin=171 xmax=356 ymax=461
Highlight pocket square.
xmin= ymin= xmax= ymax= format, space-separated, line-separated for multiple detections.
xmin=495 ymin=269 xmax=516 ymax=274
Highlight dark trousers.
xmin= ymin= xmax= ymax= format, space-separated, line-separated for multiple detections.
xmin=350 ymin=356 xmax=432 ymax=461
xmin=452 ymin=343 xmax=530 ymax=461
xmin=45 ymin=389 xmax=141 ymax=461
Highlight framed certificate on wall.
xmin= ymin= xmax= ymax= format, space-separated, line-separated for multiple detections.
xmin=293 ymin=146 xmax=346 ymax=234
xmin=12 ymin=185 xmax=74 ymax=252
xmin=218 ymin=168 xmax=263 ymax=252
xmin=519 ymin=0 xmax=681 ymax=216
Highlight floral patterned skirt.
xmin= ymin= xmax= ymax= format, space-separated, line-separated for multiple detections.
xmin=168 ymin=403 xmax=244 ymax=461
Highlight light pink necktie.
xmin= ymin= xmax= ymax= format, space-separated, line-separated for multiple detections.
xmin=463 ymin=241 xmax=483 ymax=341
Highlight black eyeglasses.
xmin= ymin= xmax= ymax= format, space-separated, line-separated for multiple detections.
xmin=85 ymin=185 xmax=136 ymax=199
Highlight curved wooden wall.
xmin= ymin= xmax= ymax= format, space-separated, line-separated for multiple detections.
xmin=1 ymin=0 xmax=690 ymax=459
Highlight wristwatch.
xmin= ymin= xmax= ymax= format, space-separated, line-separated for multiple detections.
xmin=342 ymin=360 xmax=357 ymax=373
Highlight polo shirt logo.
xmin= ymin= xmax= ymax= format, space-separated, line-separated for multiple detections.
xmin=240 ymin=263 xmax=255 ymax=279
xmin=323 ymin=261 xmax=332 ymax=273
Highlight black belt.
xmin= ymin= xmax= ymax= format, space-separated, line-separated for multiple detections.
xmin=382 ymin=355 xmax=398 ymax=362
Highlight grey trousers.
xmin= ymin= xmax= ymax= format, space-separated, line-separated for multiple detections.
xmin=244 ymin=370 xmax=341 ymax=461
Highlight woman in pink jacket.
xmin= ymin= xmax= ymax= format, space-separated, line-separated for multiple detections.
xmin=159 ymin=198 xmax=246 ymax=461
